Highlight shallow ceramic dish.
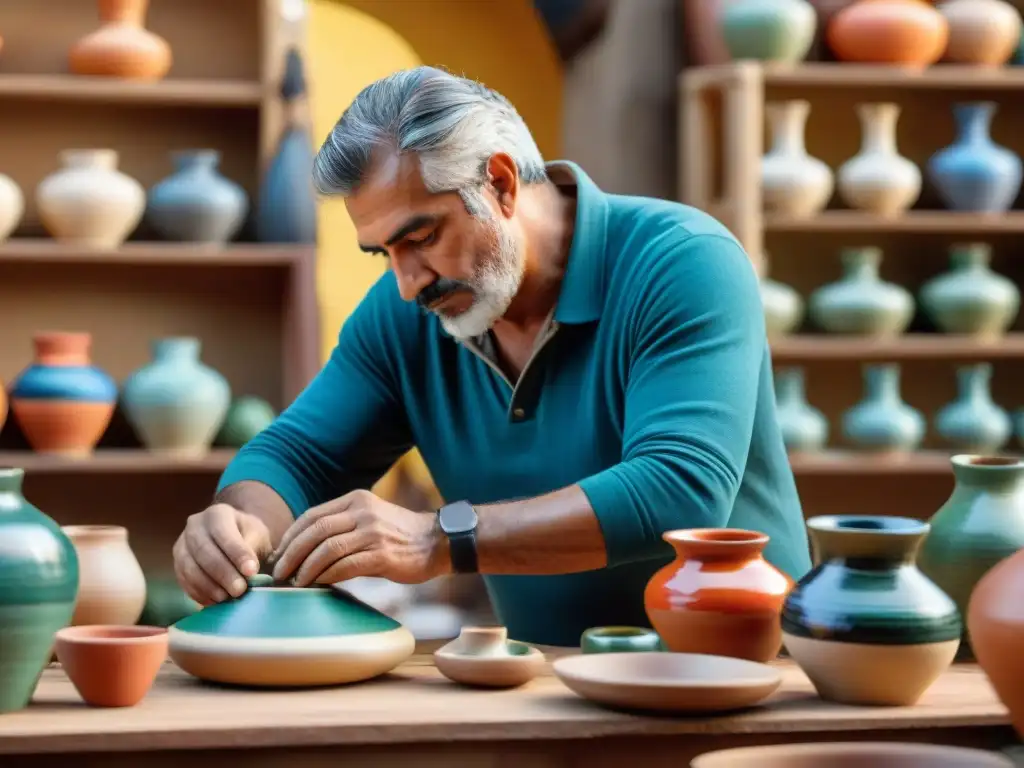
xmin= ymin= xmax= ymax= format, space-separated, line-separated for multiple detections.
xmin=552 ymin=652 xmax=781 ymax=713
xmin=690 ymin=742 xmax=1014 ymax=767
xmin=434 ymin=626 xmax=545 ymax=688
xmin=580 ymin=626 xmax=663 ymax=654
xmin=168 ymin=574 xmax=415 ymax=687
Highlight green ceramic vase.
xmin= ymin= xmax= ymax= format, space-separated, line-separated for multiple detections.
xmin=774 ymin=367 xmax=829 ymax=452
xmin=934 ymin=364 xmax=1011 ymax=453
xmin=0 ymin=467 xmax=79 ymax=713
xmin=215 ymin=396 xmax=277 ymax=448
xmin=808 ymin=247 xmax=914 ymax=336
xmin=782 ymin=515 xmax=961 ymax=706
xmin=918 ymin=455 xmax=1024 ymax=659
xmin=761 ymin=262 xmax=804 ymax=339
xmin=842 ymin=363 xmax=924 ymax=452
xmin=919 ymin=243 xmax=1020 ymax=337
xmin=720 ymin=0 xmax=817 ymax=63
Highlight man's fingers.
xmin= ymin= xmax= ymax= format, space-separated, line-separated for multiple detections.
xmin=293 ymin=528 xmax=374 ymax=587
xmin=312 ymin=550 xmax=383 ymax=586
xmin=185 ymin=517 xmax=248 ymax=598
xmin=273 ymin=491 xmax=365 ymax=558
xmin=206 ymin=509 xmax=260 ymax=578
xmin=174 ymin=537 xmax=229 ymax=605
xmin=273 ymin=510 xmax=357 ymax=581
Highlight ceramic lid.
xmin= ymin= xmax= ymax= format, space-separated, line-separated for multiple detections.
xmin=171 ymin=574 xmax=402 ymax=638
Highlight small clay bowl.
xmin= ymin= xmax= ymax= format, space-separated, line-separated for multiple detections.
xmin=581 ymin=626 xmax=663 ymax=654
xmin=54 ymin=625 xmax=168 ymax=707
xmin=434 ymin=626 xmax=545 ymax=688
xmin=690 ymin=742 xmax=1014 ymax=767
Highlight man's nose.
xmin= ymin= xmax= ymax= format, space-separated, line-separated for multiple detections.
xmin=392 ymin=259 xmax=434 ymax=303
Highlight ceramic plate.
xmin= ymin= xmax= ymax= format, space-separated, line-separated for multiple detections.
xmin=552 ymin=652 xmax=781 ymax=713
xmin=690 ymin=742 xmax=1015 ymax=768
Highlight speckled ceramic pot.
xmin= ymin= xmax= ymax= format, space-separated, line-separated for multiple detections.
xmin=782 ymin=515 xmax=962 ymax=706
xmin=168 ymin=574 xmax=415 ymax=687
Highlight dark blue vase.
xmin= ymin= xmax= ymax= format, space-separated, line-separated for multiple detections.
xmin=927 ymin=102 xmax=1022 ymax=213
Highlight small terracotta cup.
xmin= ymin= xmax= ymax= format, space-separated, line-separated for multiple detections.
xmin=54 ymin=625 xmax=168 ymax=707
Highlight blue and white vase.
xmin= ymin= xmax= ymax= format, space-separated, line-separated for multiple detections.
xmin=934 ymin=363 xmax=1011 ymax=453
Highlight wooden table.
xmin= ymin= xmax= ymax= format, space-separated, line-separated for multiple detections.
xmin=0 ymin=652 xmax=1018 ymax=767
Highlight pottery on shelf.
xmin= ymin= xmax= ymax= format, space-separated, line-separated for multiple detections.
xmin=69 ymin=0 xmax=171 ymax=80
xmin=691 ymin=742 xmax=1015 ymax=768
xmin=827 ymin=0 xmax=949 ymax=66
xmin=933 ymin=365 xmax=1011 ymax=453
xmin=837 ymin=103 xmax=921 ymax=217
xmin=0 ymin=468 xmax=79 ymax=713
xmin=842 ymin=363 xmax=924 ymax=452
xmin=36 ymin=149 xmax=145 ymax=248
xmin=433 ymin=626 xmax=545 ymax=688
xmin=918 ymin=455 xmax=1024 ymax=659
xmin=808 ymin=247 xmax=914 ymax=337
xmin=62 ymin=525 xmax=147 ymax=627
xmin=580 ymin=626 xmax=664 ymax=654
xmin=760 ymin=259 xmax=805 ymax=339
xmin=0 ymin=172 xmax=24 ymax=242
xmin=9 ymin=332 xmax=117 ymax=456
xmin=215 ymin=396 xmax=277 ymax=448
xmin=55 ymin=625 xmax=168 ymax=708
xmin=553 ymin=652 xmax=782 ymax=714
xmin=968 ymin=547 xmax=1024 ymax=740
xmin=761 ymin=100 xmax=834 ymax=218
xmin=168 ymin=574 xmax=416 ymax=687
xmin=939 ymin=0 xmax=1023 ymax=66
xmin=122 ymin=337 xmax=231 ymax=456
xmin=719 ymin=0 xmax=817 ymax=63
xmin=774 ymin=367 xmax=829 ymax=453
xmin=644 ymin=529 xmax=792 ymax=663
xmin=782 ymin=515 xmax=961 ymax=706
xmin=0 ymin=379 xmax=6 ymax=433
xmin=919 ymin=243 xmax=1020 ymax=338
xmin=928 ymin=102 xmax=1023 ymax=214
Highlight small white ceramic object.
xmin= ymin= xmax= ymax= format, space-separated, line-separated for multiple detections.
xmin=761 ymin=100 xmax=834 ymax=218
xmin=0 ymin=173 xmax=24 ymax=242
xmin=838 ymin=103 xmax=922 ymax=217
xmin=434 ymin=626 xmax=546 ymax=688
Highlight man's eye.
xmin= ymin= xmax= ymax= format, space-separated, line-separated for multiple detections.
xmin=410 ymin=231 xmax=437 ymax=248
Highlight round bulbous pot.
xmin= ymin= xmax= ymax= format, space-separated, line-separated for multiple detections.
xmin=919 ymin=243 xmax=1020 ymax=338
xmin=808 ymin=247 xmax=914 ymax=337
xmin=62 ymin=525 xmax=147 ymax=627
xmin=720 ymin=0 xmax=818 ymax=63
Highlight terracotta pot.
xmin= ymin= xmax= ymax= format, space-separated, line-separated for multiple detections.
xmin=8 ymin=332 xmax=117 ymax=456
xmin=68 ymin=0 xmax=171 ymax=80
xmin=939 ymin=0 xmax=1023 ymax=66
xmin=968 ymin=547 xmax=1024 ymax=739
xmin=54 ymin=625 xmax=167 ymax=707
xmin=62 ymin=525 xmax=146 ymax=626
xmin=828 ymin=0 xmax=950 ymax=66
xmin=644 ymin=529 xmax=793 ymax=662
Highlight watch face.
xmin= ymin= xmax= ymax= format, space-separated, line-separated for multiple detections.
xmin=440 ymin=501 xmax=477 ymax=534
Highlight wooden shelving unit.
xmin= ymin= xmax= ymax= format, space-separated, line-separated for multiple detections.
xmin=0 ymin=0 xmax=317 ymax=575
xmin=679 ymin=60 xmax=1024 ymax=520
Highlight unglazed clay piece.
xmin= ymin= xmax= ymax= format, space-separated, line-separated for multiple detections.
xmin=827 ymin=0 xmax=949 ymax=66
xmin=433 ymin=626 xmax=545 ymax=688
xmin=691 ymin=741 xmax=1014 ymax=767
xmin=54 ymin=625 xmax=167 ymax=708
xmin=168 ymin=575 xmax=415 ymax=687
xmin=939 ymin=0 xmax=1023 ymax=67
xmin=62 ymin=525 xmax=147 ymax=626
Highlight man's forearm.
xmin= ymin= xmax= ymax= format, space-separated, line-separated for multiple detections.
xmin=215 ymin=480 xmax=295 ymax=548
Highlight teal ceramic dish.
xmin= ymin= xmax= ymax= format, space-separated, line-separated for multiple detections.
xmin=580 ymin=626 xmax=663 ymax=654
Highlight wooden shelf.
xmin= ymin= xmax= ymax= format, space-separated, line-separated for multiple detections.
xmin=0 ymin=240 xmax=312 ymax=267
xmin=0 ymin=74 xmax=263 ymax=108
xmin=0 ymin=450 xmax=236 ymax=474
xmin=765 ymin=211 xmax=1024 ymax=234
xmin=762 ymin=62 xmax=1024 ymax=91
xmin=788 ymin=451 xmax=960 ymax=476
xmin=772 ymin=335 xmax=1024 ymax=362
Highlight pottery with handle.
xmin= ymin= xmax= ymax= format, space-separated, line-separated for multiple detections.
xmin=62 ymin=525 xmax=147 ymax=627
xmin=837 ymin=103 xmax=921 ymax=217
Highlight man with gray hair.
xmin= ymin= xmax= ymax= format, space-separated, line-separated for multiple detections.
xmin=172 ymin=66 xmax=811 ymax=646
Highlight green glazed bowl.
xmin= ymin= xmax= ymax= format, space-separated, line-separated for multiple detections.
xmin=580 ymin=626 xmax=664 ymax=654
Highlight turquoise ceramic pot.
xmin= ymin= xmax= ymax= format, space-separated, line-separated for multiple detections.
xmin=580 ymin=626 xmax=664 ymax=654
xmin=808 ymin=247 xmax=914 ymax=336
xmin=146 ymin=150 xmax=249 ymax=244
xmin=782 ymin=515 xmax=961 ymax=706
xmin=720 ymin=0 xmax=817 ymax=63
xmin=0 ymin=468 xmax=79 ymax=713
xmin=215 ymin=396 xmax=277 ymax=448
xmin=919 ymin=243 xmax=1020 ymax=337
xmin=774 ymin=367 xmax=829 ymax=452
xmin=122 ymin=337 xmax=230 ymax=456
xmin=842 ymin=364 xmax=924 ymax=452
xmin=934 ymin=364 xmax=1011 ymax=453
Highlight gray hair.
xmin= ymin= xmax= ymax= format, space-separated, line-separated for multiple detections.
xmin=312 ymin=66 xmax=548 ymax=213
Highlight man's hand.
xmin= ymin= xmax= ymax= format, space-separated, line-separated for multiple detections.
xmin=173 ymin=504 xmax=273 ymax=605
xmin=270 ymin=490 xmax=449 ymax=586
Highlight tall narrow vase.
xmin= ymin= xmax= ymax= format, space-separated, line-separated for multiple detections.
xmin=934 ymin=364 xmax=1011 ymax=453
xmin=0 ymin=468 xmax=79 ymax=713
xmin=928 ymin=102 xmax=1023 ymax=213
xmin=808 ymin=247 xmax=914 ymax=336
xmin=918 ymin=455 xmax=1024 ymax=658
xmin=837 ymin=103 xmax=921 ymax=217
xmin=761 ymin=100 xmax=834 ymax=218
xmin=919 ymin=243 xmax=1020 ymax=337
xmin=720 ymin=0 xmax=818 ymax=63
xmin=842 ymin=363 xmax=925 ymax=452
xmin=774 ymin=367 xmax=829 ymax=452
xmin=782 ymin=515 xmax=961 ymax=706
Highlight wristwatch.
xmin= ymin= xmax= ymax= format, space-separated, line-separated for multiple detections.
xmin=437 ymin=500 xmax=479 ymax=574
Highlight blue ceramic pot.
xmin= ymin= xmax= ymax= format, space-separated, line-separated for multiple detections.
xmin=841 ymin=363 xmax=924 ymax=452
xmin=928 ymin=102 xmax=1022 ymax=213
xmin=146 ymin=150 xmax=249 ymax=244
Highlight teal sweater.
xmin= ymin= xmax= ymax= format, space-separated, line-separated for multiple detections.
xmin=218 ymin=162 xmax=812 ymax=646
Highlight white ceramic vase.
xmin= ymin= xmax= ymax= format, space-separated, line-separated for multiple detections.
xmin=36 ymin=149 xmax=145 ymax=248
xmin=837 ymin=103 xmax=921 ymax=218
xmin=0 ymin=173 xmax=24 ymax=242
xmin=762 ymin=100 xmax=834 ymax=218
xmin=760 ymin=257 xmax=805 ymax=339
xmin=62 ymin=525 xmax=147 ymax=626
xmin=939 ymin=0 xmax=1023 ymax=66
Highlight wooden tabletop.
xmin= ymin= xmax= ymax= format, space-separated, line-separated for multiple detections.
xmin=0 ymin=653 xmax=1010 ymax=755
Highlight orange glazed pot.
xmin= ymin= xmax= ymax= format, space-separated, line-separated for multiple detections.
xmin=828 ymin=0 xmax=949 ymax=66
xmin=968 ymin=548 xmax=1024 ymax=739
xmin=644 ymin=529 xmax=793 ymax=663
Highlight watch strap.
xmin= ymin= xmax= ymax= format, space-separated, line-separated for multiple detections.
xmin=448 ymin=529 xmax=479 ymax=574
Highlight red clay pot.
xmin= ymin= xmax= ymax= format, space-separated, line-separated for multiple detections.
xmin=644 ymin=529 xmax=793 ymax=662
xmin=828 ymin=0 xmax=949 ymax=66
xmin=54 ymin=625 xmax=167 ymax=707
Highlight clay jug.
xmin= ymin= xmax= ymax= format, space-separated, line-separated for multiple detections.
xmin=36 ymin=149 xmax=145 ymax=248
xmin=0 ymin=468 xmax=79 ymax=713
xmin=720 ymin=0 xmax=818 ymax=63
xmin=62 ymin=525 xmax=146 ymax=626
xmin=919 ymin=243 xmax=1020 ymax=338
xmin=918 ymin=455 xmax=1024 ymax=658
xmin=808 ymin=246 xmax=914 ymax=336
xmin=760 ymin=257 xmax=805 ymax=339
xmin=8 ymin=332 xmax=117 ymax=456
xmin=968 ymin=547 xmax=1024 ymax=739
xmin=69 ymin=0 xmax=171 ymax=80
xmin=939 ymin=0 xmax=1023 ymax=66
xmin=828 ymin=0 xmax=949 ymax=66
xmin=842 ymin=363 xmax=925 ymax=452
xmin=782 ymin=515 xmax=961 ymax=706
xmin=774 ymin=367 xmax=829 ymax=452
xmin=0 ymin=172 xmax=24 ymax=242
xmin=934 ymin=364 xmax=1011 ymax=453
xmin=761 ymin=100 xmax=834 ymax=218
xmin=837 ymin=103 xmax=921 ymax=217
xmin=644 ymin=529 xmax=793 ymax=663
